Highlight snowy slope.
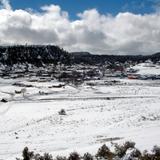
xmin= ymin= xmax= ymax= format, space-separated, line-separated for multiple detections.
xmin=132 ymin=62 xmax=160 ymax=75
xmin=0 ymin=76 xmax=160 ymax=159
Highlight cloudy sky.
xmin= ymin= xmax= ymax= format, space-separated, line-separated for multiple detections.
xmin=0 ymin=0 xmax=160 ymax=55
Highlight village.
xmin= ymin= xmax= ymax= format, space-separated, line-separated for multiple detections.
xmin=0 ymin=59 xmax=160 ymax=87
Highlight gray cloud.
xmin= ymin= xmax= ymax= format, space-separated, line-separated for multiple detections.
xmin=0 ymin=2 xmax=160 ymax=55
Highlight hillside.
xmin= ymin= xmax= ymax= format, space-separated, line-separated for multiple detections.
xmin=71 ymin=52 xmax=160 ymax=64
xmin=1 ymin=67 xmax=160 ymax=159
xmin=0 ymin=45 xmax=160 ymax=66
xmin=0 ymin=45 xmax=71 ymax=66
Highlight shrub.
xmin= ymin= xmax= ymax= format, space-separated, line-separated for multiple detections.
xmin=33 ymin=153 xmax=53 ymax=160
xmin=1 ymin=98 xmax=8 ymax=103
xmin=114 ymin=141 xmax=135 ymax=158
xmin=141 ymin=150 xmax=153 ymax=160
xmin=140 ymin=146 xmax=160 ymax=160
xmin=18 ymin=142 xmax=160 ymax=160
xmin=68 ymin=152 xmax=80 ymax=160
xmin=152 ymin=145 xmax=160 ymax=157
xmin=43 ymin=153 xmax=53 ymax=160
xmin=56 ymin=156 xmax=67 ymax=160
xmin=124 ymin=141 xmax=135 ymax=149
xmin=59 ymin=109 xmax=67 ymax=115
xmin=22 ymin=147 xmax=34 ymax=160
xmin=96 ymin=144 xmax=114 ymax=159
xmin=34 ymin=154 xmax=43 ymax=160
xmin=123 ymin=148 xmax=141 ymax=160
xmin=131 ymin=148 xmax=141 ymax=158
xmin=83 ymin=153 xmax=93 ymax=160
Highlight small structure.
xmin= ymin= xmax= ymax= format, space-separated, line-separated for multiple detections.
xmin=128 ymin=74 xmax=139 ymax=80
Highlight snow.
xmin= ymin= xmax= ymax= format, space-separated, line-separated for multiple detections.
xmin=132 ymin=62 xmax=160 ymax=75
xmin=0 ymin=64 xmax=160 ymax=159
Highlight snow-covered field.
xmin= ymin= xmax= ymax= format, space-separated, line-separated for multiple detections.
xmin=0 ymin=64 xmax=160 ymax=160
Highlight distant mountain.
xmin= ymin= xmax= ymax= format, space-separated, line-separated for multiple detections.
xmin=70 ymin=52 xmax=91 ymax=56
xmin=71 ymin=52 xmax=145 ymax=64
xmin=71 ymin=51 xmax=160 ymax=64
xmin=151 ymin=52 xmax=160 ymax=59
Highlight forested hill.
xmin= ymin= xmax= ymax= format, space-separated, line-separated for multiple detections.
xmin=0 ymin=45 xmax=160 ymax=66
xmin=0 ymin=45 xmax=71 ymax=66
xmin=71 ymin=52 xmax=160 ymax=64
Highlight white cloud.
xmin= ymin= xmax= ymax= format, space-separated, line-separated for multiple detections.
xmin=0 ymin=1 xmax=160 ymax=55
